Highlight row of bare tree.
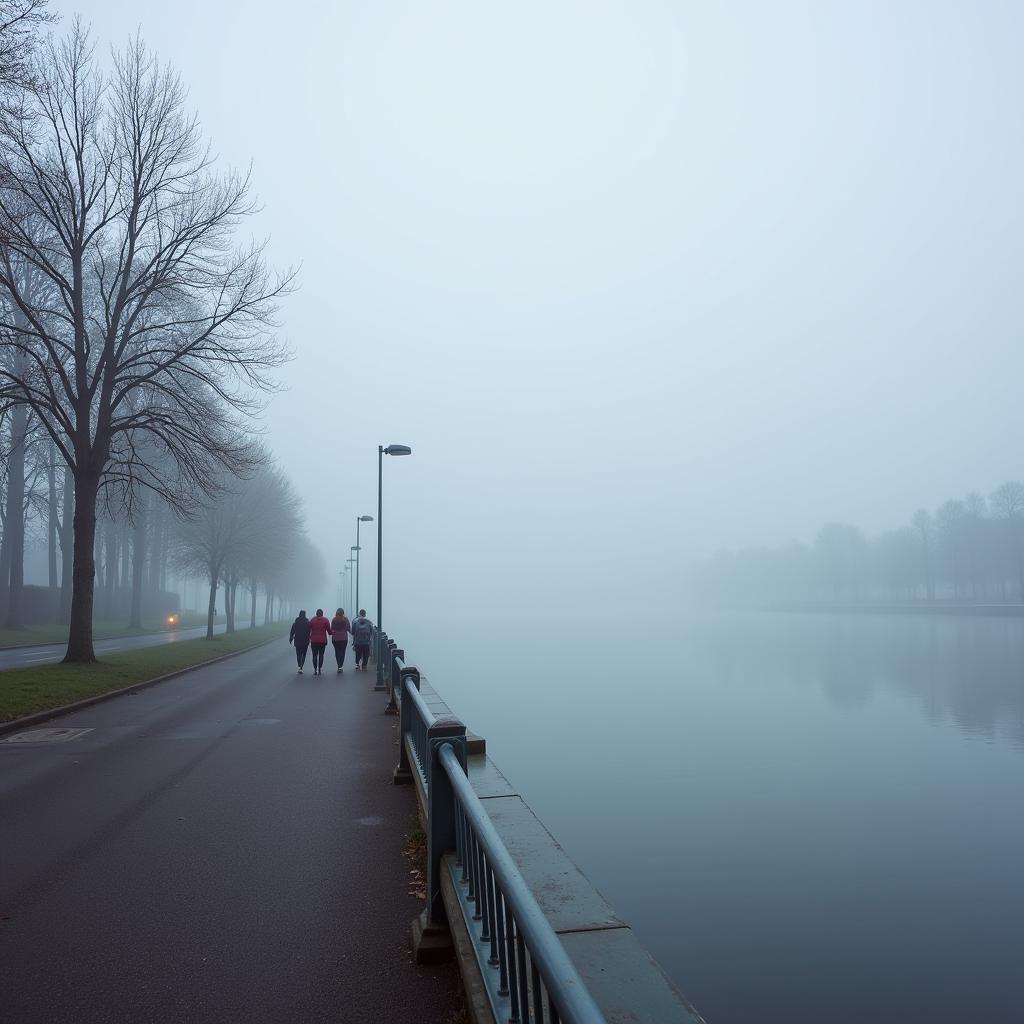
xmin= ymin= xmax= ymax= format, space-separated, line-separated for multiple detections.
xmin=690 ymin=481 xmax=1024 ymax=607
xmin=172 ymin=454 xmax=325 ymax=638
xmin=0 ymin=10 xmax=312 ymax=658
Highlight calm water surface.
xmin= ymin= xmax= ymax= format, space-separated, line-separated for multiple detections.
xmin=396 ymin=609 xmax=1024 ymax=1024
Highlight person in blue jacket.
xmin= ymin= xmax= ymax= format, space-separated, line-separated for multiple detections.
xmin=351 ymin=609 xmax=373 ymax=671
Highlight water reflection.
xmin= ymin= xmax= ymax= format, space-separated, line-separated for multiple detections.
xmin=398 ymin=608 xmax=1024 ymax=1024
xmin=685 ymin=612 xmax=1024 ymax=750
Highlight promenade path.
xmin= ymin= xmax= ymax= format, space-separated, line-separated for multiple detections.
xmin=0 ymin=623 xmax=230 ymax=671
xmin=0 ymin=641 xmax=460 ymax=1022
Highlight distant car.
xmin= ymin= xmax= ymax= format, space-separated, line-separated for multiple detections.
xmin=166 ymin=614 xmax=179 ymax=627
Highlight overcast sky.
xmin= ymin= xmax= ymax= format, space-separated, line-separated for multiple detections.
xmin=51 ymin=1 xmax=1024 ymax=613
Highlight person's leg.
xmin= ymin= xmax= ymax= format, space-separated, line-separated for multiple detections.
xmin=333 ymin=642 xmax=342 ymax=670
xmin=317 ymin=643 xmax=326 ymax=672
xmin=298 ymin=643 xmax=308 ymax=669
xmin=341 ymin=639 xmax=348 ymax=669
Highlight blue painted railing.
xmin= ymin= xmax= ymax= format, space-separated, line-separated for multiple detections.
xmin=379 ymin=630 xmax=606 ymax=1024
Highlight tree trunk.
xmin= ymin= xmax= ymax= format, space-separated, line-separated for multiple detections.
xmin=129 ymin=500 xmax=147 ymax=629
xmin=5 ymin=404 xmax=28 ymax=629
xmin=250 ymin=585 xmax=257 ymax=629
xmin=47 ymin=444 xmax=58 ymax=590
xmin=225 ymin=574 xmax=235 ymax=634
xmin=159 ymin=531 xmax=168 ymax=594
xmin=264 ymin=588 xmax=272 ymax=625
xmin=65 ymin=473 xmax=100 ymax=662
xmin=120 ymin=528 xmax=131 ymax=589
xmin=206 ymin=572 xmax=218 ymax=640
xmin=59 ymin=465 xmax=74 ymax=623
xmin=103 ymin=521 xmax=118 ymax=618
xmin=0 ymin=513 xmax=9 ymax=625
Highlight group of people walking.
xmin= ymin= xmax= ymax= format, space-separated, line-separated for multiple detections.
xmin=288 ymin=608 xmax=374 ymax=676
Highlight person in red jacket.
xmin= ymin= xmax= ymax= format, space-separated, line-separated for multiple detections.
xmin=308 ymin=608 xmax=332 ymax=676
xmin=330 ymin=608 xmax=351 ymax=674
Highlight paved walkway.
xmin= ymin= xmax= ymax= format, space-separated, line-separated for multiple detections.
xmin=0 ymin=642 xmax=460 ymax=1022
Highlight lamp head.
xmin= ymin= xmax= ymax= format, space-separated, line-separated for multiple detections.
xmin=384 ymin=444 xmax=412 ymax=456
xmin=359 ymin=515 xmax=374 ymax=522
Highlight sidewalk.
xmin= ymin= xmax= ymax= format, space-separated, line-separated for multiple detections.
xmin=0 ymin=642 xmax=461 ymax=1022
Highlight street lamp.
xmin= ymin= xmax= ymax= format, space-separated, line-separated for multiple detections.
xmin=377 ymin=444 xmax=412 ymax=690
xmin=355 ymin=514 xmax=373 ymax=613
xmin=344 ymin=565 xmax=355 ymax=610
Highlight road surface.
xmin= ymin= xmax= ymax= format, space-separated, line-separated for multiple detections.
xmin=0 ymin=623 xmax=231 ymax=671
xmin=0 ymin=642 xmax=458 ymax=1022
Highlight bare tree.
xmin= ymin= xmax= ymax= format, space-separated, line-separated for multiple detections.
xmin=173 ymin=455 xmax=304 ymax=638
xmin=989 ymin=481 xmax=1024 ymax=601
xmin=0 ymin=27 xmax=292 ymax=659
xmin=910 ymin=508 xmax=935 ymax=602
xmin=0 ymin=1 xmax=53 ymax=136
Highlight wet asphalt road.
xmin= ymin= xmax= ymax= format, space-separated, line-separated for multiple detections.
xmin=0 ymin=624 xmax=228 ymax=671
xmin=0 ymin=642 xmax=459 ymax=1023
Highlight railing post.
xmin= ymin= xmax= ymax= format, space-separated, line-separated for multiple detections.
xmin=412 ymin=714 xmax=467 ymax=964
xmin=375 ymin=636 xmax=392 ymax=692
xmin=393 ymin=665 xmax=420 ymax=785
xmin=384 ymin=647 xmax=404 ymax=715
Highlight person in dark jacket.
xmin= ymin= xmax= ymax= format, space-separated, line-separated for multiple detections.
xmin=308 ymin=608 xmax=332 ymax=676
xmin=331 ymin=608 xmax=351 ymax=674
xmin=351 ymin=609 xmax=373 ymax=671
xmin=289 ymin=610 xmax=311 ymax=674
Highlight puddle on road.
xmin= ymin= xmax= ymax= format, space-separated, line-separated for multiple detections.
xmin=1 ymin=727 xmax=94 ymax=744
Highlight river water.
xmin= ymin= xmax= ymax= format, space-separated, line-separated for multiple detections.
xmin=395 ymin=608 xmax=1024 ymax=1024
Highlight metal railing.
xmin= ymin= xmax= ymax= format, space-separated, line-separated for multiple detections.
xmin=440 ymin=744 xmax=606 ymax=1024
xmin=391 ymin=657 xmax=606 ymax=1024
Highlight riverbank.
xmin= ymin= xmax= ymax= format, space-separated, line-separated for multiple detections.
xmin=0 ymin=624 xmax=279 ymax=724
xmin=768 ymin=601 xmax=1024 ymax=616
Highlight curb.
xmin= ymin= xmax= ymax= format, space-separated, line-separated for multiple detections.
xmin=0 ymin=635 xmax=278 ymax=737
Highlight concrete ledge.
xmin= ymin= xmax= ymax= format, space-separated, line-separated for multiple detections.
xmin=440 ymin=854 xmax=496 ymax=1024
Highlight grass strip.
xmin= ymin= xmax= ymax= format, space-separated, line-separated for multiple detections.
xmin=0 ymin=623 xmax=282 ymax=723
xmin=0 ymin=612 xmax=222 ymax=649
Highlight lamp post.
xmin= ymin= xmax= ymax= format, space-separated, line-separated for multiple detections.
xmin=350 ymin=545 xmax=359 ymax=609
xmin=377 ymin=444 xmax=412 ymax=689
xmin=356 ymin=514 xmax=373 ymax=613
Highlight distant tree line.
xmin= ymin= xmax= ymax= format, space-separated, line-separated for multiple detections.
xmin=0 ymin=11 xmax=314 ymax=657
xmin=689 ymin=481 xmax=1024 ymax=607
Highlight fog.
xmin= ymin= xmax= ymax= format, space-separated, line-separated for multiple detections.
xmin=44 ymin=0 xmax=1024 ymax=618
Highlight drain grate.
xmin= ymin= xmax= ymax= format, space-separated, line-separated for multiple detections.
xmin=1 ymin=727 xmax=94 ymax=744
